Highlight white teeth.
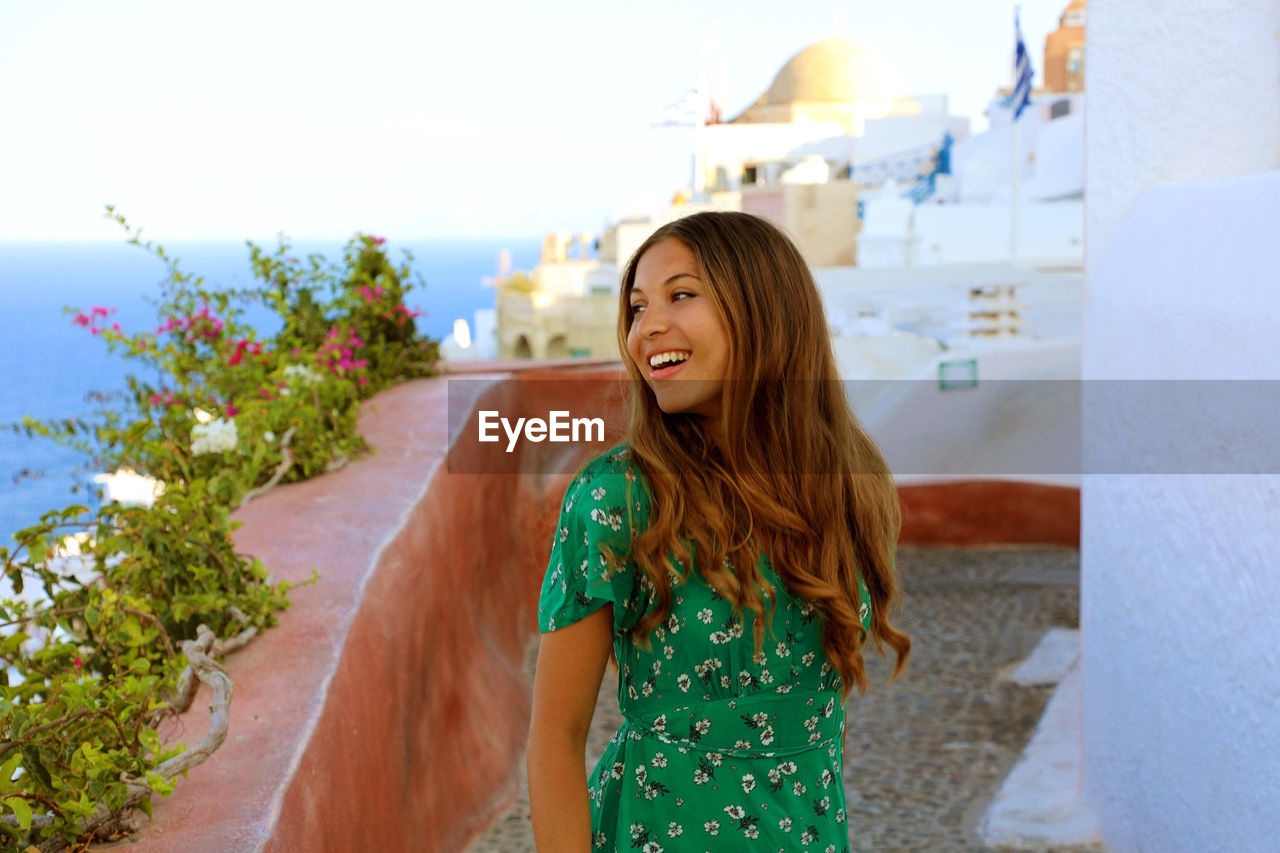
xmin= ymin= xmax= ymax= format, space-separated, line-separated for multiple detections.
xmin=649 ymin=351 xmax=690 ymax=368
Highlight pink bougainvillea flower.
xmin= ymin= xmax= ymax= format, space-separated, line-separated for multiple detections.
xmin=73 ymin=313 xmax=91 ymax=326
xmin=74 ymin=657 xmax=82 ymax=668
xmin=226 ymin=405 xmax=239 ymax=417
xmin=358 ymin=376 xmax=369 ymax=386
xmin=90 ymin=305 xmax=114 ymax=317
xmin=90 ymin=327 xmax=101 ymax=336
xmin=369 ymin=236 xmax=386 ymax=246
xmin=110 ymin=322 xmax=121 ymax=332
xmin=227 ymin=339 xmax=250 ymax=366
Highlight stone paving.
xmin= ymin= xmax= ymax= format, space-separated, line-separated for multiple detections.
xmin=467 ymin=546 xmax=1107 ymax=852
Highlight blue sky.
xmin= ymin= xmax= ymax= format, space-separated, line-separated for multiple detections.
xmin=0 ymin=0 xmax=1066 ymax=242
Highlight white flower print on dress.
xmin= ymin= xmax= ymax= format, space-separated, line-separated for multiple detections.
xmin=589 ymin=506 xmax=623 ymax=531
xmin=667 ymin=822 xmax=683 ymax=838
xmin=704 ymin=819 xmax=720 ymax=835
xmin=741 ymin=773 xmax=756 ymax=793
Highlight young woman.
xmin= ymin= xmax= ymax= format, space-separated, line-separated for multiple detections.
xmin=526 ymin=211 xmax=909 ymax=852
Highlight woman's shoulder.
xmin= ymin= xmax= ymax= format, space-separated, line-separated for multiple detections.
xmin=560 ymin=443 xmax=652 ymax=527
xmin=567 ymin=443 xmax=649 ymax=494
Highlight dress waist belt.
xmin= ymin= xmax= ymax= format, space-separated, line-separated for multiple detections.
xmin=622 ymin=690 xmax=844 ymax=760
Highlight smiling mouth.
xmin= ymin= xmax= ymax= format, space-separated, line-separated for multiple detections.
xmin=647 ymin=350 xmax=690 ymax=379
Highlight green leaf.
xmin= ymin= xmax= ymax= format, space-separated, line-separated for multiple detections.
xmin=21 ymin=746 xmax=51 ymax=789
xmin=85 ymin=607 xmax=101 ymax=629
xmin=59 ymin=792 xmax=96 ymax=817
xmin=4 ymin=795 xmax=32 ymax=831
xmin=27 ymin=536 xmax=46 ymax=564
xmin=0 ymin=752 xmax=21 ymax=785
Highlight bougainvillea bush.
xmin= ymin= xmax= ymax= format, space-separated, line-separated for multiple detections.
xmin=0 ymin=208 xmax=439 ymax=850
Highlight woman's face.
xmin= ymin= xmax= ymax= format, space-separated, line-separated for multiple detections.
xmin=626 ymin=237 xmax=731 ymax=423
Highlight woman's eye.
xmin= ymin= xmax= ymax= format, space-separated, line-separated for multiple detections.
xmin=630 ymin=304 xmax=645 ymax=314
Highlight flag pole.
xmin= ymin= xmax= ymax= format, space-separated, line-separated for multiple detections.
xmin=1011 ymin=110 xmax=1019 ymax=263
xmin=1009 ymin=4 xmax=1021 ymax=265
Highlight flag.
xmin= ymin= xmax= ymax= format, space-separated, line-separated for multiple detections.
xmin=653 ymin=85 xmax=707 ymax=127
xmin=1003 ymin=11 xmax=1034 ymax=120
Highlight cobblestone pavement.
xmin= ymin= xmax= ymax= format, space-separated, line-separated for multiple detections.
xmin=467 ymin=547 xmax=1107 ymax=853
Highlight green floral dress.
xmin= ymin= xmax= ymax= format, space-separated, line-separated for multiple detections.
xmin=538 ymin=445 xmax=872 ymax=853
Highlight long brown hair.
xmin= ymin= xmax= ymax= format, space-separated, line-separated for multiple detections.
xmin=615 ymin=211 xmax=909 ymax=697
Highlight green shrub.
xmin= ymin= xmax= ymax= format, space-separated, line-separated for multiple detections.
xmin=0 ymin=208 xmax=439 ymax=850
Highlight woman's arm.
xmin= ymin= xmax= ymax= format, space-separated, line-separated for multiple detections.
xmin=527 ymin=603 xmax=613 ymax=852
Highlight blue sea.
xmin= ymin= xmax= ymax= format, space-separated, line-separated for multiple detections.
xmin=0 ymin=238 xmax=540 ymax=546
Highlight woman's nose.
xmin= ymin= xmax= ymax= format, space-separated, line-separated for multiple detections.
xmin=636 ymin=303 xmax=668 ymax=336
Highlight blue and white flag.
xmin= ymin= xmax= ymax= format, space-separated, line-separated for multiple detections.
xmin=1003 ymin=11 xmax=1034 ymax=120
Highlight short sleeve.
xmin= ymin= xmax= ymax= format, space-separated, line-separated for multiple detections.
xmin=537 ymin=452 xmax=649 ymax=634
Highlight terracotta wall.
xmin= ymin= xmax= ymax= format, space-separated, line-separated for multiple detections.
xmin=124 ymin=362 xmax=1076 ymax=853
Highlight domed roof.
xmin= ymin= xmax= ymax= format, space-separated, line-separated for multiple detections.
xmin=760 ymin=36 xmax=910 ymax=105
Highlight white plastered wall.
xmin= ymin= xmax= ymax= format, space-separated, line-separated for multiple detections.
xmin=1083 ymin=1 xmax=1280 ymax=851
